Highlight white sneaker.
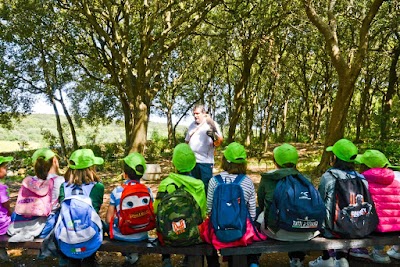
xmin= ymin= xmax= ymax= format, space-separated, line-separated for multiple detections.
xmin=308 ymin=256 xmax=334 ymax=267
xmin=334 ymin=258 xmax=349 ymax=267
xmin=290 ymin=258 xmax=304 ymax=267
xmin=371 ymin=249 xmax=391 ymax=264
xmin=387 ymin=246 xmax=400 ymax=260
xmin=0 ymin=248 xmax=9 ymax=261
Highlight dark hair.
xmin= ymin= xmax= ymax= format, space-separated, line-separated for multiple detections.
xmin=124 ymin=162 xmax=143 ymax=181
xmin=0 ymin=162 xmax=7 ymax=168
xmin=221 ymin=156 xmax=247 ymax=174
xmin=34 ymin=157 xmax=54 ymax=180
xmin=273 ymin=157 xmax=297 ymax=169
xmin=332 ymin=157 xmax=355 ymax=171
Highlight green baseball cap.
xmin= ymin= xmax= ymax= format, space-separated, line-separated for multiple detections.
xmin=224 ymin=142 xmax=247 ymax=164
xmin=172 ymin=143 xmax=196 ymax=172
xmin=0 ymin=156 xmax=13 ymax=165
xmin=273 ymin=143 xmax=299 ymax=167
xmin=68 ymin=148 xmax=104 ymax=170
xmin=32 ymin=148 xmax=57 ymax=165
xmin=356 ymin=149 xmax=400 ymax=169
xmin=123 ymin=152 xmax=147 ymax=175
xmin=326 ymin=138 xmax=359 ymax=162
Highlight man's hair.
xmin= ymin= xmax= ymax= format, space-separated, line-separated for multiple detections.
xmin=221 ymin=156 xmax=247 ymax=174
xmin=193 ymin=104 xmax=206 ymax=113
xmin=123 ymin=162 xmax=143 ymax=181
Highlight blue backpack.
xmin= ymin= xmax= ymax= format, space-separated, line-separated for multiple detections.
xmin=210 ymin=174 xmax=248 ymax=242
xmin=54 ymin=183 xmax=103 ymax=259
xmin=270 ymin=173 xmax=325 ymax=232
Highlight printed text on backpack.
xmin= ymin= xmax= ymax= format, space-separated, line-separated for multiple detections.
xmin=269 ymin=174 xmax=326 ymax=232
xmin=55 ymin=183 xmax=103 ymax=259
xmin=156 ymin=184 xmax=203 ymax=246
xmin=210 ymin=174 xmax=248 ymax=243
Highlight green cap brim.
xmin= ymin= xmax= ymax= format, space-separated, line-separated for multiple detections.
xmin=326 ymin=146 xmax=333 ymax=151
xmin=388 ymin=164 xmax=400 ymax=170
xmin=0 ymin=156 xmax=13 ymax=165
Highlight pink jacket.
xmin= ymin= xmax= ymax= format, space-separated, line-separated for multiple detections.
xmin=363 ymin=168 xmax=400 ymax=232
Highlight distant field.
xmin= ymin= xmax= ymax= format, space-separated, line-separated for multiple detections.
xmin=0 ymin=114 xmax=187 ymax=152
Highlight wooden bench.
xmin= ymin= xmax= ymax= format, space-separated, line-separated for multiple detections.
xmin=220 ymin=232 xmax=400 ymax=267
xmin=0 ymin=235 xmax=215 ymax=267
xmin=2 ymin=233 xmax=400 ymax=267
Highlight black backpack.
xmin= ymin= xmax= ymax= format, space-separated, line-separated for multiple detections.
xmin=328 ymin=170 xmax=379 ymax=238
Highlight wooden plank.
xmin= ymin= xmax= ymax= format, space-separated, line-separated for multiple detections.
xmin=100 ymin=237 xmax=215 ymax=255
xmin=220 ymin=233 xmax=400 ymax=256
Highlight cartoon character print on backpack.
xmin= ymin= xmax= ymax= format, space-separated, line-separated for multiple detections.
xmin=55 ymin=183 xmax=103 ymax=259
xmin=111 ymin=181 xmax=155 ymax=238
xmin=329 ymin=171 xmax=379 ymax=238
xmin=15 ymin=176 xmax=55 ymax=217
xmin=210 ymin=174 xmax=248 ymax=243
xmin=156 ymin=184 xmax=203 ymax=246
xmin=269 ymin=174 xmax=326 ymax=232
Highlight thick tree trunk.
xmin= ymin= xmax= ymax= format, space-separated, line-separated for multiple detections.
xmin=317 ymin=75 xmax=357 ymax=172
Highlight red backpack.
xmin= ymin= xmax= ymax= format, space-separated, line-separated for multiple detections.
xmin=110 ymin=181 xmax=156 ymax=238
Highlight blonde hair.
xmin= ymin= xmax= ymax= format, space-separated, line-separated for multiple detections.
xmin=64 ymin=166 xmax=100 ymax=185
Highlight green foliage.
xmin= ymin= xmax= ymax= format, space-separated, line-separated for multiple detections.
xmin=145 ymin=131 xmax=173 ymax=162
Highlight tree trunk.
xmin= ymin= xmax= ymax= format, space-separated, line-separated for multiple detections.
xmin=166 ymin=107 xmax=174 ymax=147
xmin=278 ymin=98 xmax=288 ymax=142
xmin=303 ymin=0 xmax=385 ymax=173
xmin=51 ymin=97 xmax=66 ymax=157
xmin=317 ymin=75 xmax=358 ymax=172
xmin=380 ymin=41 xmax=400 ymax=141
xmin=58 ymin=89 xmax=79 ymax=150
xmin=355 ymin=75 xmax=372 ymax=143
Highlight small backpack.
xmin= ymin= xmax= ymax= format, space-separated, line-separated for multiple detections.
xmin=329 ymin=170 xmax=379 ymax=238
xmin=110 ymin=181 xmax=155 ymax=238
xmin=156 ymin=184 xmax=203 ymax=246
xmin=55 ymin=183 xmax=103 ymax=259
xmin=15 ymin=176 xmax=55 ymax=217
xmin=210 ymin=174 xmax=248 ymax=243
xmin=269 ymin=173 xmax=326 ymax=232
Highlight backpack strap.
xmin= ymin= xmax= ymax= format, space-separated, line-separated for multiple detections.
xmin=63 ymin=183 xmax=95 ymax=198
xmin=214 ymin=174 xmax=224 ymax=184
xmin=233 ymin=174 xmax=246 ymax=185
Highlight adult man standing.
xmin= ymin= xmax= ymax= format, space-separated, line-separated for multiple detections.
xmin=185 ymin=104 xmax=223 ymax=191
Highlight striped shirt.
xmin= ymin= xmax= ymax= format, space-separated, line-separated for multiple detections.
xmin=206 ymin=171 xmax=257 ymax=221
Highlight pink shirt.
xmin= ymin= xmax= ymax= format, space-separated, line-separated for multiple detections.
xmin=0 ymin=183 xmax=11 ymax=235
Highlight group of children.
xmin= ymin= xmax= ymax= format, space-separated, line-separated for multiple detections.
xmin=0 ymin=139 xmax=400 ymax=267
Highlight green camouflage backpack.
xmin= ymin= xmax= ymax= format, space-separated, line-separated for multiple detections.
xmin=156 ymin=184 xmax=203 ymax=246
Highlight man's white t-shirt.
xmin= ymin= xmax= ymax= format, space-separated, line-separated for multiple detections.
xmin=185 ymin=120 xmax=222 ymax=164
